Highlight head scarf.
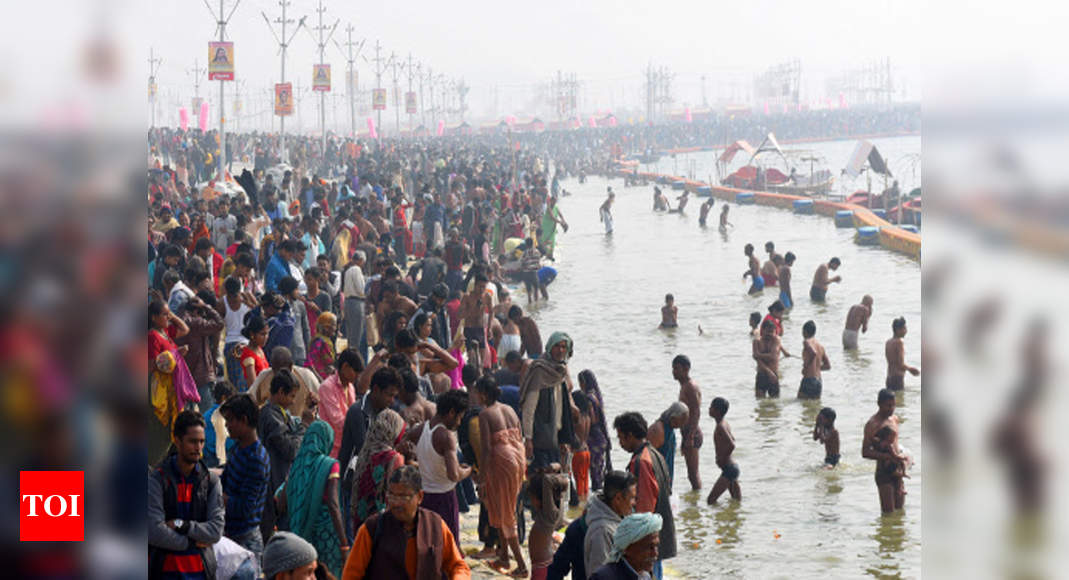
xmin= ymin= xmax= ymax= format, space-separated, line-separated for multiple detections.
xmin=285 ymin=421 xmax=337 ymax=539
xmin=544 ymin=331 xmax=573 ymax=361
xmin=347 ymin=409 xmax=405 ymax=497
xmin=316 ymin=312 xmax=337 ymax=338
xmin=609 ymin=513 xmax=663 ymax=563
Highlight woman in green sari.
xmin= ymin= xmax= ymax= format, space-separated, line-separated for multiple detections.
xmin=277 ymin=420 xmax=347 ymax=577
xmin=539 ymin=196 xmax=568 ymax=259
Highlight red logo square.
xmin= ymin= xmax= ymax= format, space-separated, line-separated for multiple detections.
xmin=20 ymin=471 xmax=84 ymax=542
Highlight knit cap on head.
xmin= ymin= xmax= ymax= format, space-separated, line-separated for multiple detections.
xmin=262 ymin=531 xmax=317 ymax=579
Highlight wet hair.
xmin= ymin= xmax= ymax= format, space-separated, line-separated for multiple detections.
xmin=892 ymin=317 xmax=906 ymax=331
xmin=336 ymin=348 xmax=364 ymax=373
xmin=711 ymin=397 xmax=729 ymax=416
xmin=173 ymin=410 xmax=206 ymax=439
xmin=387 ymin=353 xmax=409 ymax=370
xmin=370 ymin=367 xmax=402 ymax=391
xmin=399 ymin=368 xmax=420 ymax=394
xmin=672 ymin=354 xmax=691 ymax=370
xmin=769 ymin=300 xmax=785 ymax=313
xmin=601 ymin=470 xmax=637 ymax=504
xmin=829 ymin=257 xmax=841 ymax=267
xmin=435 ymin=389 xmax=469 ymax=418
xmin=212 ymin=380 xmax=236 ymax=403
xmin=744 ymin=243 xmax=754 ymax=254
xmin=572 ymin=390 xmax=591 ymax=414
xmin=508 ymin=305 xmax=523 ymax=319
xmin=818 ymin=407 xmax=836 ymax=424
xmin=665 ymin=293 xmax=674 ymax=302
xmin=613 ymin=412 xmax=648 ymax=439
xmin=241 ymin=315 xmax=267 ymax=340
xmin=278 ymin=276 xmax=299 ymax=295
xmin=461 ymin=364 xmax=480 ymax=387
xmin=784 ymin=251 xmax=796 ymax=264
xmin=389 ymin=464 xmax=422 ymax=493
xmin=475 ymin=375 xmax=501 ymax=403
xmin=802 ymin=320 xmax=816 ymax=337
xmin=224 ymin=276 xmax=241 ymax=296
xmin=749 ymin=311 xmax=762 ymax=327
xmin=269 ymin=369 xmax=298 ymax=395
xmin=394 ymin=329 xmax=418 ymax=351
xmin=220 ymin=394 xmax=259 ymax=426
xmin=878 ymin=388 xmax=895 ymax=404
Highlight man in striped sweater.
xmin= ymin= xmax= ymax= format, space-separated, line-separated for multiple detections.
xmin=220 ymin=394 xmax=271 ymax=559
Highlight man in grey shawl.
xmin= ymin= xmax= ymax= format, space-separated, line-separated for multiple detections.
xmin=519 ymin=331 xmax=578 ymax=469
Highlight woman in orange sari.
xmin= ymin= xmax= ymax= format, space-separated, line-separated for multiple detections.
xmin=475 ymin=376 xmax=527 ymax=577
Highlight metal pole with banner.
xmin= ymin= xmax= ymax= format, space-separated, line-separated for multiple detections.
xmin=275 ymin=83 xmax=294 ymax=116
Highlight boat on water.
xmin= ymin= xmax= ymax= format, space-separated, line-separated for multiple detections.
xmin=842 ymin=141 xmax=920 ymax=226
xmin=718 ymin=133 xmax=834 ymax=195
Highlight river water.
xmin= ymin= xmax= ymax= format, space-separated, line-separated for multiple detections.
xmin=524 ymin=137 xmax=921 ymax=578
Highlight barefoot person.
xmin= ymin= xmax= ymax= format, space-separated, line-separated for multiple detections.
xmin=742 ymin=244 xmax=764 ymax=295
xmin=671 ymin=355 xmax=703 ymax=490
xmin=843 ymin=295 xmax=874 ymax=349
xmin=659 ymin=294 xmax=678 ymax=328
xmin=798 ymin=321 xmax=831 ymax=399
xmin=698 ymin=198 xmax=713 ymax=227
xmin=778 ymin=252 xmax=796 ymax=310
xmin=760 ymin=242 xmax=779 ymax=287
xmin=600 ymin=189 xmax=615 ymax=234
xmin=753 ymin=319 xmax=784 ymax=398
xmin=474 ymin=377 xmax=527 ymax=577
xmin=706 ymin=397 xmax=741 ymax=504
xmin=719 ymin=205 xmax=733 ymax=231
xmin=810 ymin=257 xmax=841 ymax=302
xmin=863 ymin=389 xmax=905 ymax=513
xmin=813 ymin=407 xmax=840 ymax=468
xmin=885 ymin=317 xmax=919 ymax=390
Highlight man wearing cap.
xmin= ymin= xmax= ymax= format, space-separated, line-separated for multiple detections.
xmin=262 ymin=531 xmax=317 ymax=580
xmin=588 ymin=513 xmax=662 ymax=580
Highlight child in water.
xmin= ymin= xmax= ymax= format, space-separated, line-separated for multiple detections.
xmin=874 ymin=426 xmax=911 ymax=505
xmin=660 ymin=294 xmax=678 ymax=328
xmin=749 ymin=311 xmax=762 ymax=340
xmin=813 ymin=407 xmax=840 ymax=469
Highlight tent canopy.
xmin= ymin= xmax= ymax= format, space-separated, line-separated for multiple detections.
xmin=844 ymin=140 xmax=892 ymax=178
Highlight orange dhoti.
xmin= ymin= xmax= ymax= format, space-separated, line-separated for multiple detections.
xmin=483 ymin=427 xmax=525 ymax=539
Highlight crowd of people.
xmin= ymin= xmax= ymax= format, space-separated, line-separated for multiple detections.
xmin=147 ymin=106 xmax=919 ymax=580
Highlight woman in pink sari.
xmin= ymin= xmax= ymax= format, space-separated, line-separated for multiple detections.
xmin=474 ymin=376 xmax=527 ymax=577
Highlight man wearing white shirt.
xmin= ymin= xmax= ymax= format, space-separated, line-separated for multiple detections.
xmin=342 ymin=250 xmax=367 ymax=361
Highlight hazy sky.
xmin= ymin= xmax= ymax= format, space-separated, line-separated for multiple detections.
xmin=144 ymin=0 xmax=924 ymax=130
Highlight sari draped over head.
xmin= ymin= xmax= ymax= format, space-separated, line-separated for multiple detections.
xmin=286 ymin=421 xmax=342 ymax=575
xmin=348 ymin=409 xmax=405 ymax=527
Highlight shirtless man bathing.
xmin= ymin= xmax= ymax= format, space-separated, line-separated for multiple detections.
xmin=885 ymin=317 xmax=919 ymax=391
